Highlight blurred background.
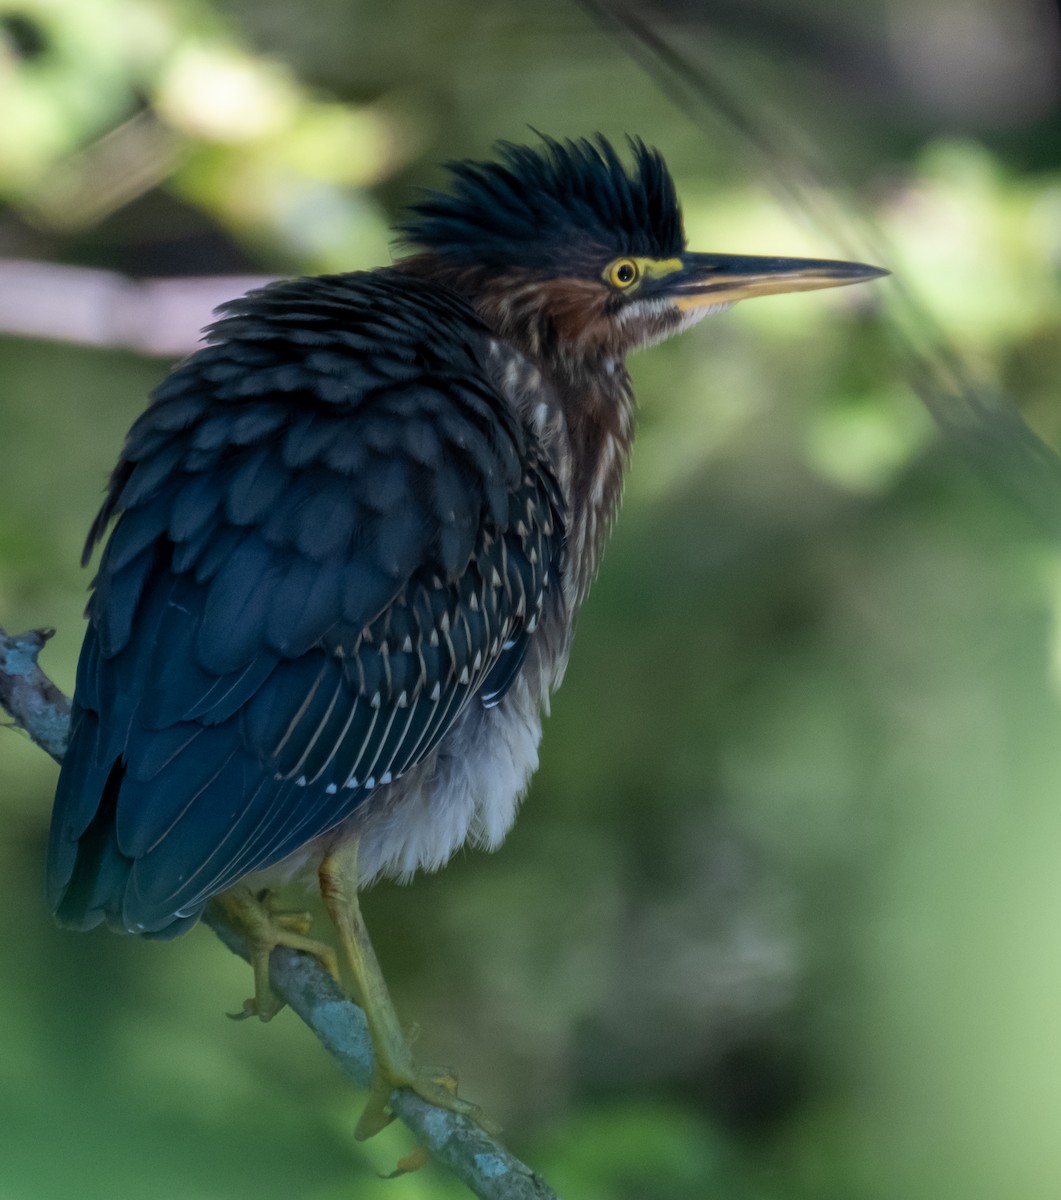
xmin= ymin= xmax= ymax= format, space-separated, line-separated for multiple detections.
xmin=2 ymin=0 xmax=1061 ymax=1197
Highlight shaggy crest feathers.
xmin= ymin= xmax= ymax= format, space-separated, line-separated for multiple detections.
xmin=398 ymin=134 xmax=685 ymax=271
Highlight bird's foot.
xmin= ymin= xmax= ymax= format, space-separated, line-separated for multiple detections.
xmin=383 ymin=1146 xmax=431 ymax=1178
xmin=209 ymin=887 xmax=341 ymax=1022
xmin=317 ymin=844 xmax=499 ymax=1139
xmin=355 ymin=1037 xmax=497 ymax=1140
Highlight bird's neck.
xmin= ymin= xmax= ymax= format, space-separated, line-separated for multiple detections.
xmin=394 ymin=255 xmax=636 ymax=606
xmin=543 ymin=362 xmax=635 ymax=607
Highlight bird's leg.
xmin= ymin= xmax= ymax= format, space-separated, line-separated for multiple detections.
xmin=318 ymin=842 xmax=495 ymax=1140
xmin=209 ymin=886 xmax=341 ymax=1022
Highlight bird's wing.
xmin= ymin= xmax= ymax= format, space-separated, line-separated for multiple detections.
xmin=47 ymin=272 xmax=565 ymax=934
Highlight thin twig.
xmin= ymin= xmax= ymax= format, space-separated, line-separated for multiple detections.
xmin=0 ymin=624 xmax=559 ymax=1200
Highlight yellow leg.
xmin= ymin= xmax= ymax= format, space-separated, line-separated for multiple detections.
xmin=209 ymin=887 xmax=341 ymax=1022
xmin=318 ymin=841 xmax=496 ymax=1140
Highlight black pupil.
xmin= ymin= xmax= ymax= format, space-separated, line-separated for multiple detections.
xmin=616 ymin=263 xmax=634 ymax=283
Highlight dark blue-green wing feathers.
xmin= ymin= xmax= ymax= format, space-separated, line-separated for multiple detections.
xmin=48 ymin=271 xmax=564 ymax=935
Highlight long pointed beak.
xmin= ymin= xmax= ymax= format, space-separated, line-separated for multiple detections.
xmin=660 ymin=251 xmax=888 ymax=309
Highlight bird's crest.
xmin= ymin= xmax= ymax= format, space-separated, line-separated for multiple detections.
xmin=398 ymin=133 xmax=685 ymax=272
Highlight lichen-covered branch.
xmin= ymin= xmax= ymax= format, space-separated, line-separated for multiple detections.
xmin=0 ymin=624 xmax=559 ymax=1200
xmin=0 ymin=628 xmax=71 ymax=762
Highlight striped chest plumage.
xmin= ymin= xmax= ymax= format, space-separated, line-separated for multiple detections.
xmin=487 ymin=338 xmax=636 ymax=613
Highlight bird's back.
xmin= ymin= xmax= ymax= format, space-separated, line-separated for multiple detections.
xmin=48 ymin=269 xmax=565 ymax=935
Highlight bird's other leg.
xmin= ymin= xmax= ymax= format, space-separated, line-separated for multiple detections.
xmin=318 ymin=840 xmax=495 ymax=1139
xmin=209 ymin=886 xmax=341 ymax=1021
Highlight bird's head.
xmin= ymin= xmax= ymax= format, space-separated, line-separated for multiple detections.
xmin=397 ymin=134 xmax=886 ymax=365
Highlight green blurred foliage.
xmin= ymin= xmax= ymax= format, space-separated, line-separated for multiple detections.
xmin=2 ymin=1 xmax=1061 ymax=1197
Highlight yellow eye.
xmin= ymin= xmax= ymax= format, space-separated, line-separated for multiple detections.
xmin=605 ymin=258 xmax=640 ymax=289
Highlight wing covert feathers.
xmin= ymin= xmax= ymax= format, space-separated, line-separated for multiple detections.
xmin=48 ymin=270 xmax=564 ymax=933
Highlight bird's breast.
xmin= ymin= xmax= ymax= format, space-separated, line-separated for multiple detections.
xmin=488 ymin=340 xmax=635 ymax=610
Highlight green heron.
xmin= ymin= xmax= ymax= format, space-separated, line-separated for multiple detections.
xmin=47 ymin=134 xmax=884 ymax=1133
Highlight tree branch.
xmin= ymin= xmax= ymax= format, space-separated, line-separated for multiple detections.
xmin=0 ymin=623 xmax=559 ymax=1200
xmin=0 ymin=259 xmax=277 ymax=357
xmin=0 ymin=628 xmax=71 ymax=762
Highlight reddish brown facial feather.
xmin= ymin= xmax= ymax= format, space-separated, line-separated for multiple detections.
xmin=533 ymin=278 xmax=614 ymax=352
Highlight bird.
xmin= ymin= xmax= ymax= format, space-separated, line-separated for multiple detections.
xmin=46 ymin=133 xmax=885 ymax=1134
